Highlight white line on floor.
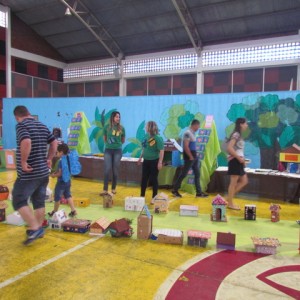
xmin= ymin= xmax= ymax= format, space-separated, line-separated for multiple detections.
xmin=0 ymin=236 xmax=101 ymax=289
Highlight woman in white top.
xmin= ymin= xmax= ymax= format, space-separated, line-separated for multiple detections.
xmin=226 ymin=118 xmax=248 ymax=210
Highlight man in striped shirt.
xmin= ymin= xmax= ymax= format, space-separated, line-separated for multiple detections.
xmin=12 ymin=106 xmax=57 ymax=245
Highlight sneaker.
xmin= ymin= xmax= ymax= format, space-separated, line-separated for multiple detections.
xmin=48 ymin=210 xmax=56 ymax=217
xmin=69 ymin=210 xmax=77 ymax=217
xmin=171 ymin=190 xmax=182 ymax=198
xmin=23 ymin=228 xmax=44 ymax=245
xmin=196 ymin=192 xmax=209 ymax=198
xmin=26 ymin=229 xmax=44 ymax=238
xmin=99 ymin=191 xmax=108 ymax=196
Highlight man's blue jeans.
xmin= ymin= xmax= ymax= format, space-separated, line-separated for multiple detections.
xmin=103 ymin=148 xmax=122 ymax=191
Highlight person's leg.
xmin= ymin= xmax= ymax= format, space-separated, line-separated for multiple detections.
xmin=111 ymin=149 xmax=122 ymax=191
xmin=191 ymin=158 xmax=202 ymax=194
xmin=12 ymin=178 xmax=40 ymax=230
xmin=141 ymin=160 xmax=151 ymax=197
xmin=234 ymin=174 xmax=248 ymax=195
xmin=49 ymin=182 xmax=62 ymax=215
xmin=149 ymin=159 xmax=159 ymax=199
xmin=173 ymin=160 xmax=193 ymax=192
xmin=64 ymin=181 xmax=76 ymax=215
xmin=103 ymin=149 xmax=113 ymax=192
xmin=31 ymin=177 xmax=49 ymax=226
xmin=227 ymin=175 xmax=239 ymax=208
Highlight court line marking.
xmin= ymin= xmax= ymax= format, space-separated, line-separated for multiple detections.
xmin=0 ymin=236 xmax=101 ymax=289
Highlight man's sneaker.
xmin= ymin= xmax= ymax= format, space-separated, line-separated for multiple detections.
xmin=171 ymin=190 xmax=182 ymax=198
xmin=69 ymin=210 xmax=77 ymax=217
xmin=196 ymin=192 xmax=209 ymax=198
xmin=23 ymin=228 xmax=44 ymax=245
xmin=26 ymin=229 xmax=44 ymax=238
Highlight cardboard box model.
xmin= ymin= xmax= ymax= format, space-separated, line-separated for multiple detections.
xmin=153 ymin=228 xmax=183 ymax=245
xmin=62 ymin=219 xmax=91 ymax=233
xmin=187 ymin=230 xmax=211 ymax=248
xmin=153 ymin=193 xmax=169 ymax=214
xmin=180 ymin=205 xmax=198 ymax=217
xmin=244 ymin=204 xmax=256 ymax=220
xmin=270 ymin=204 xmax=281 ymax=222
xmin=137 ymin=205 xmax=152 ymax=240
xmin=48 ymin=210 xmax=68 ymax=230
xmin=108 ymin=218 xmax=133 ymax=237
xmin=6 ymin=211 xmax=25 ymax=226
xmin=103 ymin=193 xmax=113 ymax=208
xmin=216 ymin=232 xmax=236 ymax=250
xmin=125 ymin=196 xmax=145 ymax=212
xmin=251 ymin=237 xmax=281 ymax=254
xmin=211 ymin=194 xmax=227 ymax=222
xmin=89 ymin=217 xmax=110 ymax=236
xmin=0 ymin=200 xmax=8 ymax=221
xmin=74 ymin=198 xmax=90 ymax=207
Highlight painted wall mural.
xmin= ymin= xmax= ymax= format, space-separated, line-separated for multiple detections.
xmin=3 ymin=91 xmax=300 ymax=170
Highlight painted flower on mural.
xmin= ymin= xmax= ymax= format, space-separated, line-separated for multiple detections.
xmin=224 ymin=93 xmax=300 ymax=169
xmin=123 ymin=121 xmax=146 ymax=158
xmin=89 ymin=107 xmax=117 ymax=153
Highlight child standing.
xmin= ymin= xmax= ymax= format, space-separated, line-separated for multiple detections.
xmin=138 ymin=121 xmax=164 ymax=204
xmin=48 ymin=143 xmax=77 ymax=217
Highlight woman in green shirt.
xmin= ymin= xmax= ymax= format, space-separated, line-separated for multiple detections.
xmin=138 ymin=121 xmax=164 ymax=204
xmin=100 ymin=111 xmax=125 ymax=195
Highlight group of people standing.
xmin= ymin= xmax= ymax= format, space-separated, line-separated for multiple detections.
xmin=12 ymin=105 xmax=248 ymax=245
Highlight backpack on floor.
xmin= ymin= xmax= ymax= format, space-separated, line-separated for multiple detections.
xmin=61 ymin=150 xmax=82 ymax=182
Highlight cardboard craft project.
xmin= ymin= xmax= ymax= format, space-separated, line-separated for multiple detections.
xmin=137 ymin=205 xmax=153 ymax=240
xmin=89 ymin=217 xmax=110 ymax=236
xmin=125 ymin=196 xmax=145 ymax=212
xmin=62 ymin=219 xmax=91 ymax=233
xmin=48 ymin=209 xmax=68 ymax=230
xmin=152 ymin=228 xmax=183 ymax=245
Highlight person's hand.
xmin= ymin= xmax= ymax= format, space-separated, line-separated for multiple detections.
xmin=137 ymin=158 xmax=142 ymax=166
xmin=21 ymin=162 xmax=33 ymax=172
xmin=189 ymin=156 xmax=194 ymax=161
xmin=157 ymin=162 xmax=163 ymax=170
xmin=238 ymin=157 xmax=245 ymax=164
xmin=46 ymin=159 xmax=52 ymax=169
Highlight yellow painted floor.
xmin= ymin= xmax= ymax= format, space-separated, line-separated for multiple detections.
xmin=0 ymin=170 xmax=299 ymax=300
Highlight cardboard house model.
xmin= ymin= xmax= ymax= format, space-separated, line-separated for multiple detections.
xmin=108 ymin=218 xmax=133 ymax=237
xmin=153 ymin=192 xmax=169 ymax=214
xmin=217 ymin=232 xmax=236 ymax=250
xmin=103 ymin=193 xmax=113 ymax=208
xmin=211 ymin=194 xmax=227 ymax=222
xmin=270 ymin=203 xmax=281 ymax=222
xmin=89 ymin=217 xmax=110 ymax=236
xmin=48 ymin=209 xmax=68 ymax=229
xmin=251 ymin=236 xmax=281 ymax=254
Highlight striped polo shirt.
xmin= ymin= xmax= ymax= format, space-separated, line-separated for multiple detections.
xmin=15 ymin=118 xmax=55 ymax=180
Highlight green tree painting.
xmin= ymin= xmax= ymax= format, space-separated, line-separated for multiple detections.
xmin=123 ymin=121 xmax=146 ymax=158
xmin=226 ymin=94 xmax=300 ymax=169
xmin=89 ymin=107 xmax=117 ymax=153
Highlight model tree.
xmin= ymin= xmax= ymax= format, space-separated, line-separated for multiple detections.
xmin=226 ymin=93 xmax=300 ymax=169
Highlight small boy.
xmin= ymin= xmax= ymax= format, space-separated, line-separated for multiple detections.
xmin=48 ymin=143 xmax=77 ymax=217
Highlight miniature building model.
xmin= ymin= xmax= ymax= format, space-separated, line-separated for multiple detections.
xmin=153 ymin=193 xmax=169 ymax=214
xmin=244 ymin=204 xmax=256 ymax=220
xmin=74 ymin=197 xmax=90 ymax=207
xmin=180 ymin=205 xmax=198 ymax=217
xmin=137 ymin=205 xmax=152 ymax=239
xmin=216 ymin=232 xmax=236 ymax=250
xmin=0 ymin=199 xmax=8 ymax=222
xmin=251 ymin=236 xmax=281 ymax=254
xmin=90 ymin=217 xmax=110 ymax=235
xmin=152 ymin=228 xmax=183 ymax=245
xmin=211 ymin=194 xmax=227 ymax=222
xmin=48 ymin=210 xmax=68 ymax=229
xmin=270 ymin=204 xmax=281 ymax=222
xmin=62 ymin=219 xmax=91 ymax=233
xmin=103 ymin=193 xmax=113 ymax=208
xmin=108 ymin=218 xmax=133 ymax=237
xmin=125 ymin=196 xmax=145 ymax=211
xmin=187 ymin=230 xmax=211 ymax=247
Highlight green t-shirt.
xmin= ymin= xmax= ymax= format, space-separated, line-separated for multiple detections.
xmin=143 ymin=134 xmax=164 ymax=160
xmin=104 ymin=124 xmax=125 ymax=150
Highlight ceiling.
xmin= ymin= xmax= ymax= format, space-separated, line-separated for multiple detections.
xmin=2 ymin=0 xmax=300 ymax=63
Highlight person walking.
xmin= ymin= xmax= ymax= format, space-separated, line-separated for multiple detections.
xmin=138 ymin=121 xmax=164 ymax=204
xmin=12 ymin=105 xmax=57 ymax=245
xmin=172 ymin=119 xmax=208 ymax=198
xmin=100 ymin=111 xmax=125 ymax=195
xmin=226 ymin=117 xmax=249 ymax=210
xmin=48 ymin=143 xmax=77 ymax=218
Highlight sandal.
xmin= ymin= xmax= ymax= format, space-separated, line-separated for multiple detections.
xmin=99 ymin=191 xmax=108 ymax=196
xmin=111 ymin=190 xmax=116 ymax=194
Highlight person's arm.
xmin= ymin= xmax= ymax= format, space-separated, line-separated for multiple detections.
xmin=157 ymin=150 xmax=164 ymax=170
xmin=137 ymin=149 xmax=144 ymax=165
xmin=227 ymin=138 xmax=245 ymax=164
xmin=47 ymin=139 xmax=58 ymax=169
xmin=50 ymin=168 xmax=62 ymax=178
xmin=183 ymin=139 xmax=193 ymax=160
xmin=20 ymin=138 xmax=32 ymax=172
